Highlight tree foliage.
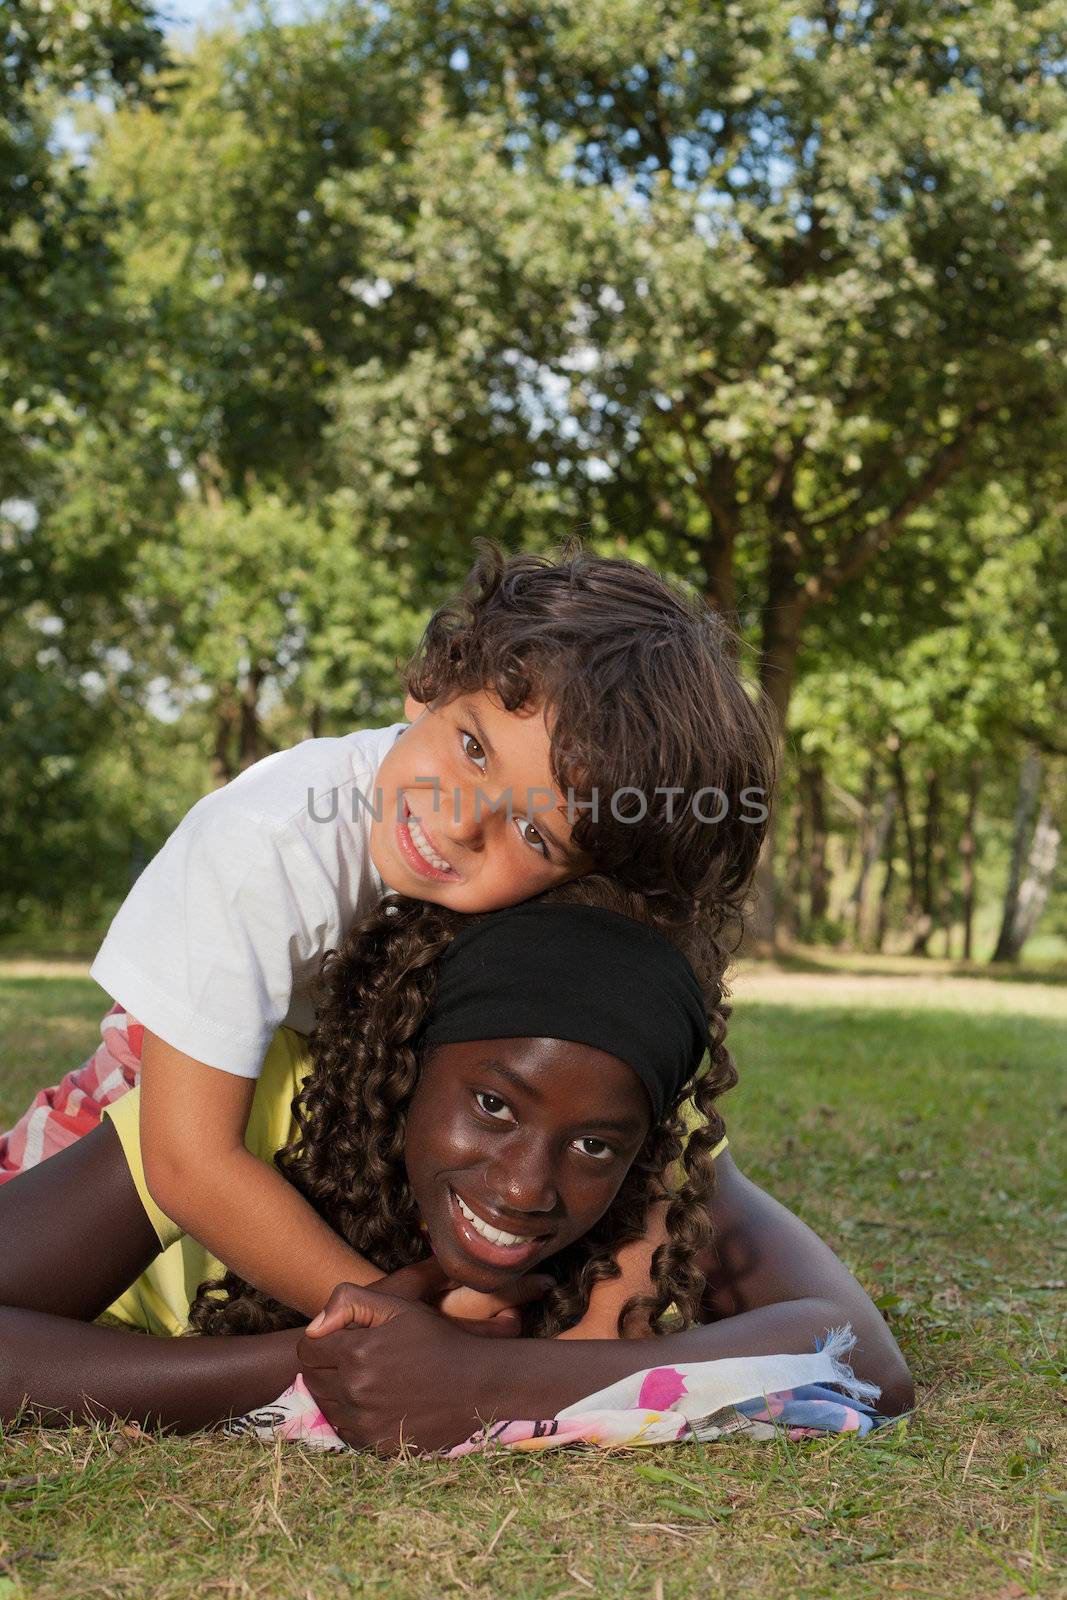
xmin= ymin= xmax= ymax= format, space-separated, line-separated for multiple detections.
xmin=6 ymin=0 xmax=1065 ymax=954
xmin=0 ymin=0 xmax=166 ymax=512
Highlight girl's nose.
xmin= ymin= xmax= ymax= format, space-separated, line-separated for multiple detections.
xmin=486 ymin=1141 xmax=558 ymax=1215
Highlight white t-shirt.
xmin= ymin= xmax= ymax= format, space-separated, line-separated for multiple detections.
xmin=90 ymin=723 xmax=406 ymax=1078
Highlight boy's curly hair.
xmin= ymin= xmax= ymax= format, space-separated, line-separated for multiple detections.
xmin=187 ymin=875 xmax=738 ymax=1340
xmin=404 ymin=544 xmax=777 ymax=942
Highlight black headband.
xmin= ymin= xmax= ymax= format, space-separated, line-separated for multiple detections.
xmin=421 ymin=903 xmax=710 ymax=1122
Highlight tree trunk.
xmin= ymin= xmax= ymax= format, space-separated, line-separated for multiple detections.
xmin=876 ymin=809 xmax=897 ymax=952
xmin=851 ymin=786 xmax=897 ymax=948
xmin=802 ymin=762 xmax=830 ymax=924
xmin=960 ymin=758 xmax=981 ymax=961
xmin=696 ymin=453 xmax=740 ymax=623
xmin=846 ymin=762 xmax=876 ymax=940
xmin=784 ymin=793 xmax=806 ymax=942
xmin=750 ymin=545 xmax=807 ymax=946
xmin=934 ymin=792 xmax=952 ymax=958
xmin=992 ymin=744 xmax=1061 ymax=963
xmin=910 ymin=769 xmax=940 ymax=956
xmin=1010 ymin=803 xmax=1062 ymax=951
xmin=211 ymin=687 xmax=239 ymax=787
xmin=239 ymin=666 xmax=266 ymax=771
xmin=992 ymin=745 xmax=1043 ymax=963
xmin=700 ymin=527 xmax=738 ymax=623
xmin=888 ymin=734 xmax=921 ymax=924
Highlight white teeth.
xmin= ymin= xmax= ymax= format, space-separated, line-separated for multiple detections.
xmin=406 ymin=813 xmax=451 ymax=872
xmin=455 ymin=1192 xmax=529 ymax=1248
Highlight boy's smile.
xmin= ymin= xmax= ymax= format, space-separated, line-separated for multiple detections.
xmin=370 ymin=690 xmax=590 ymax=912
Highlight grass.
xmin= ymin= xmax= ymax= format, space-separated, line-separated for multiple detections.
xmin=0 ymin=971 xmax=1064 ymax=1598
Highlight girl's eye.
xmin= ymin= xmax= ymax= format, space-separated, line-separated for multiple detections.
xmin=573 ymin=1137 xmax=614 ymax=1161
xmin=514 ymin=816 xmax=550 ymax=859
xmin=474 ymin=1091 xmax=514 ymax=1122
xmin=460 ymin=730 xmax=487 ymax=771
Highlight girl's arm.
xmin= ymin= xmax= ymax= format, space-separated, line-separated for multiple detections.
xmin=299 ymin=1153 xmax=914 ymax=1450
xmin=0 ymin=1120 xmax=300 ymax=1429
xmin=509 ymin=1153 xmax=913 ymax=1410
xmin=139 ymin=1030 xmax=386 ymax=1318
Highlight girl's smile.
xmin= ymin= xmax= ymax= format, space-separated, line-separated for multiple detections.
xmin=404 ymin=1035 xmax=651 ymax=1292
xmin=446 ymin=1187 xmax=552 ymax=1270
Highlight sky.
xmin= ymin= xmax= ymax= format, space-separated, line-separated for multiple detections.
xmin=162 ymin=0 xmax=311 ymax=41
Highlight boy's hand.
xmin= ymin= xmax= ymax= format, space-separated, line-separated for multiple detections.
xmin=305 ymin=1258 xmax=553 ymax=1340
xmin=437 ymin=1280 xmax=552 ymax=1329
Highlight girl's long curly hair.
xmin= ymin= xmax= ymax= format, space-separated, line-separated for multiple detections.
xmin=187 ymin=875 xmax=738 ymax=1340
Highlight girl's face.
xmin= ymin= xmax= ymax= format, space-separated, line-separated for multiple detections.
xmin=404 ymin=1037 xmax=652 ymax=1292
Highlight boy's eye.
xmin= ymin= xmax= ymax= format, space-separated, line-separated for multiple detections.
xmin=460 ymin=730 xmax=487 ymax=770
xmin=573 ymin=1136 xmax=613 ymax=1161
xmin=474 ymin=1091 xmax=514 ymax=1122
xmin=514 ymin=817 xmax=550 ymax=859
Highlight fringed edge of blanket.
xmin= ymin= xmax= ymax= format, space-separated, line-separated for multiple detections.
xmin=815 ymin=1324 xmax=883 ymax=1405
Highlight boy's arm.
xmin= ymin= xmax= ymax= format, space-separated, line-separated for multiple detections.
xmin=140 ymin=1030 xmax=382 ymax=1317
xmin=0 ymin=1119 xmax=301 ymax=1429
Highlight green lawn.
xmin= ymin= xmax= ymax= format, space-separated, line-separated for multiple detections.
xmin=0 ymin=972 xmax=1063 ymax=1599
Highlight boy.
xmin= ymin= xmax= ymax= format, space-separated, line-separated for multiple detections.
xmin=0 ymin=547 xmax=775 ymax=1328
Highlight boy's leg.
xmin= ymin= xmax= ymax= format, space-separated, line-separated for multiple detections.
xmin=0 ymin=1003 xmax=144 ymax=1184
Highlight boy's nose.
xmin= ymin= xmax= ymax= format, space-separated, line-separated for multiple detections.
xmin=444 ymin=781 xmax=494 ymax=847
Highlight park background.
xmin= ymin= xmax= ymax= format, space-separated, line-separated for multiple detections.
xmin=1 ymin=3 xmax=1064 ymax=1598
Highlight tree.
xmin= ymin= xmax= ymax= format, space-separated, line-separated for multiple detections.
xmin=13 ymin=2 xmax=1067 ymax=948
xmin=333 ymin=0 xmax=1067 ymax=935
xmin=133 ymin=487 xmax=425 ymax=778
xmin=21 ymin=11 xmax=435 ymax=799
xmin=0 ymin=0 xmax=166 ymax=519
xmin=787 ymin=479 xmax=1067 ymax=958
xmin=991 ymin=744 xmax=1062 ymax=963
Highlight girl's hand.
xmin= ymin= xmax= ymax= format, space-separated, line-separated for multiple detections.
xmin=304 ymin=1258 xmax=553 ymax=1340
xmin=297 ymin=1279 xmax=509 ymax=1452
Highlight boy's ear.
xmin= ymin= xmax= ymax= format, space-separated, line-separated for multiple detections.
xmin=403 ymin=691 xmax=424 ymax=724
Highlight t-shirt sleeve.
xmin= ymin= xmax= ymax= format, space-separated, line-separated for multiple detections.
xmin=89 ymin=794 xmax=333 ymax=1078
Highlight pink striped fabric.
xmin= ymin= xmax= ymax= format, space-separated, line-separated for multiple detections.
xmin=0 ymin=1003 xmax=142 ymax=1183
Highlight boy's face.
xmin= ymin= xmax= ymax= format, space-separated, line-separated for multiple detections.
xmin=369 ymin=690 xmax=591 ymax=912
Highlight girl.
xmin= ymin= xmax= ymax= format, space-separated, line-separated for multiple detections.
xmin=0 ymin=881 xmax=912 ymax=1449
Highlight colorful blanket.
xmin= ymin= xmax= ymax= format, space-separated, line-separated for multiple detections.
xmin=225 ymin=1326 xmax=889 ymax=1455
